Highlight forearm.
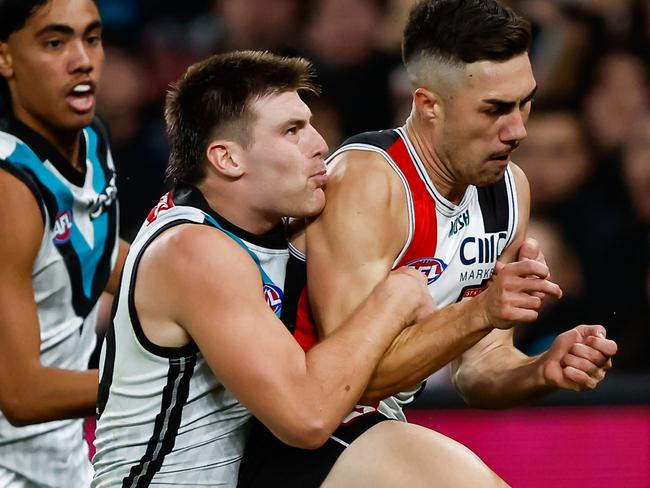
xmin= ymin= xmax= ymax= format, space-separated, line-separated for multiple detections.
xmin=261 ymin=287 xmax=413 ymax=447
xmin=361 ymin=299 xmax=493 ymax=402
xmin=2 ymin=368 xmax=98 ymax=426
xmin=452 ymin=345 xmax=555 ymax=409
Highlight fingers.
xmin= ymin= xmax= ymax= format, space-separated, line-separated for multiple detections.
xmin=503 ymin=259 xmax=550 ymax=279
xmin=517 ymin=237 xmax=541 ymax=262
xmin=395 ymin=265 xmax=429 ymax=285
xmin=562 ymin=366 xmax=602 ymax=391
xmin=560 ymin=352 xmax=611 ymax=378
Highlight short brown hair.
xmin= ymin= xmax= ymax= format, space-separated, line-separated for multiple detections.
xmin=165 ymin=50 xmax=318 ymax=186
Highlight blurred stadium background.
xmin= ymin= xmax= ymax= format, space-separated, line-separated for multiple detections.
xmin=93 ymin=0 xmax=649 ymax=485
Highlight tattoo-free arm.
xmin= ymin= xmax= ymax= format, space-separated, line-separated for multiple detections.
xmin=0 ymin=171 xmax=97 ymax=425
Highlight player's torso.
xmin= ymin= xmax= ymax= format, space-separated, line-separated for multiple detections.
xmin=0 ymin=118 xmax=119 ymax=358
xmin=93 ymin=185 xmax=289 ymax=487
xmin=335 ymin=127 xmax=518 ymax=307
xmin=0 ymin=119 xmax=118 ymax=485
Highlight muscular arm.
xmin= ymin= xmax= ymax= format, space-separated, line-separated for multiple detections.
xmin=307 ymin=152 xmax=497 ymax=402
xmin=451 ymin=164 xmax=615 ymax=408
xmin=135 ymin=223 xmax=426 ymax=449
xmin=0 ymin=171 xmax=97 ymax=425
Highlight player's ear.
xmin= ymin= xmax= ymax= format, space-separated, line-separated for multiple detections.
xmin=0 ymin=42 xmax=14 ymax=78
xmin=205 ymin=140 xmax=245 ymax=178
xmin=413 ymin=87 xmax=443 ymax=123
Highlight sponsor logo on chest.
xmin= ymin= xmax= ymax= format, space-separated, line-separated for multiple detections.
xmin=460 ymin=231 xmax=508 ymax=265
xmin=448 ymin=210 xmax=470 ymax=237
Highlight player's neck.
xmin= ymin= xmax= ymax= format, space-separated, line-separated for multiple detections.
xmin=198 ymin=181 xmax=280 ymax=236
xmin=404 ymin=117 xmax=469 ymax=205
xmin=14 ymin=109 xmax=84 ymax=171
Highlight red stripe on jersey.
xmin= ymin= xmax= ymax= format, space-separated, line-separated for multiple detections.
xmin=294 ymin=287 xmax=318 ymax=352
xmin=386 ymin=137 xmax=439 ymax=268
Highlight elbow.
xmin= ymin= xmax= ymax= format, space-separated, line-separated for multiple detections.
xmin=0 ymin=397 xmax=39 ymax=427
xmin=272 ymin=413 xmax=335 ymax=450
xmin=451 ymin=363 xmax=484 ymax=408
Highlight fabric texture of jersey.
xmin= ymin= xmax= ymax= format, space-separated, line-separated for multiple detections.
xmin=287 ymin=127 xmax=518 ymax=421
xmin=0 ymin=117 xmax=118 ymax=488
xmin=92 ymin=185 xmax=289 ymax=487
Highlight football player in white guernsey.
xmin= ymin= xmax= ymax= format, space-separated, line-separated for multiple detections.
xmin=0 ymin=0 xmax=128 ymax=487
xmin=92 ymin=51 xmax=434 ymax=487
xmin=239 ymin=1 xmax=618 ymax=487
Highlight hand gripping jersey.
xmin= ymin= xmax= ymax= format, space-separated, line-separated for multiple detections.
xmin=92 ymin=185 xmax=289 ymax=487
xmin=284 ymin=128 xmax=519 ymax=422
xmin=0 ymin=118 xmax=119 ymax=487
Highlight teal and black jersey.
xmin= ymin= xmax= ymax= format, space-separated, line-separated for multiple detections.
xmin=0 ymin=117 xmax=119 ymax=488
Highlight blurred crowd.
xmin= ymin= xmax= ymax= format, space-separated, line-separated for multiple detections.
xmin=95 ymin=0 xmax=650 ymax=372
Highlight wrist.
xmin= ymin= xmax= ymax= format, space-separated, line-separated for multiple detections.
xmin=466 ymin=294 xmax=493 ymax=333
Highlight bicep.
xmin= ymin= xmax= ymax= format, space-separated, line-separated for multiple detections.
xmin=0 ymin=171 xmax=47 ymax=402
xmin=149 ymin=227 xmax=309 ymax=422
xmin=306 ymin=153 xmax=407 ymax=336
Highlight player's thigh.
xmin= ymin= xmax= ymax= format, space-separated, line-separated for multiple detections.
xmin=321 ymin=420 xmax=509 ymax=488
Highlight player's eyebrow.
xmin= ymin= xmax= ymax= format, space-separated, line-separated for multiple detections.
xmin=482 ymin=85 xmax=538 ymax=110
xmin=35 ymin=20 xmax=102 ymax=37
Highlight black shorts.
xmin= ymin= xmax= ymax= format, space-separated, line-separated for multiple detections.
xmin=237 ymin=413 xmax=390 ymax=487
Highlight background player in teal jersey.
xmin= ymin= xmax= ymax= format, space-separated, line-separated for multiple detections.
xmin=0 ymin=0 xmax=127 ymax=486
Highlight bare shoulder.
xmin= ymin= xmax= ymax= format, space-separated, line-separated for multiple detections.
xmin=0 ymin=169 xmax=44 ymax=270
xmin=321 ymin=149 xmax=408 ymax=239
xmin=135 ymin=222 xmax=266 ymax=332
xmin=141 ymin=223 xmax=259 ymax=282
xmin=508 ymin=161 xmax=530 ymax=197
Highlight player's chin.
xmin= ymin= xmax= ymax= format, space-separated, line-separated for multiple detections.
xmin=300 ymin=189 xmax=326 ymax=217
xmin=63 ymin=110 xmax=96 ymax=131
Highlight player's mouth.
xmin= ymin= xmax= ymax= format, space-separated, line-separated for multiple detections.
xmin=310 ymin=169 xmax=328 ymax=188
xmin=488 ymin=151 xmax=511 ymax=166
xmin=65 ymin=81 xmax=96 ymax=114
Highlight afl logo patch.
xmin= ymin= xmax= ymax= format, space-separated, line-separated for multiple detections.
xmin=53 ymin=210 xmax=73 ymax=244
xmin=263 ymin=283 xmax=283 ymax=314
xmin=406 ymin=257 xmax=447 ymax=284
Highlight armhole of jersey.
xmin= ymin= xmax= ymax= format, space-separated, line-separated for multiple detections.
xmin=0 ymin=159 xmax=47 ymax=226
xmin=288 ymin=242 xmax=306 ymax=262
xmin=127 ymin=219 xmax=201 ymax=359
xmin=326 ymin=144 xmax=415 ymax=268
xmin=503 ymin=165 xmax=519 ymax=249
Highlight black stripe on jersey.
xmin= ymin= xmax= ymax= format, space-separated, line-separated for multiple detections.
xmin=127 ymin=220 xmax=200 ymax=359
xmin=280 ymin=253 xmax=308 ymax=334
xmin=6 ymin=116 xmax=87 ymax=186
xmin=339 ymin=129 xmax=400 ymax=152
xmin=122 ymin=354 xmax=197 ymax=488
xmin=172 ymin=184 xmax=287 ymax=250
xmin=0 ymin=159 xmax=47 ymax=225
xmin=97 ymin=287 xmax=120 ymax=419
xmin=476 ymin=176 xmax=510 ymax=233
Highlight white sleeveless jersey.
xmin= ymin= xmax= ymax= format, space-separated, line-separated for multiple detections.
xmin=0 ymin=118 xmax=118 ymax=487
xmin=92 ymin=185 xmax=289 ymax=487
xmin=285 ymin=128 xmax=519 ymax=422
